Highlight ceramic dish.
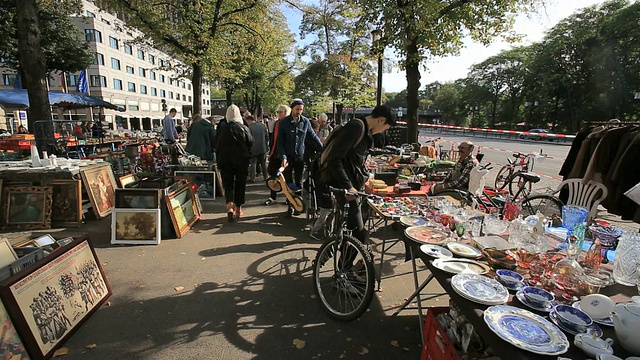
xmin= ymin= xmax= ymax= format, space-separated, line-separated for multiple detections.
xmin=447 ymin=242 xmax=482 ymax=258
xmin=572 ymin=301 xmax=614 ymax=327
xmin=432 ymin=258 xmax=491 ymax=275
xmin=405 ymin=226 xmax=450 ymax=245
xmin=495 ymin=277 xmax=527 ymax=292
xmin=515 ymin=290 xmax=557 ymax=313
xmin=495 ymin=269 xmax=525 ymax=287
xmin=484 ymin=305 xmax=570 ymax=355
xmin=420 ymin=244 xmax=453 ymax=258
xmin=451 ymin=274 xmax=509 ymax=305
xmin=399 ymin=215 xmax=428 ymax=228
xmin=549 ymin=310 xmax=603 ymax=337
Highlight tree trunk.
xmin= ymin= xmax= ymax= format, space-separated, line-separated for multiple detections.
xmin=192 ymin=62 xmax=203 ymax=115
xmin=405 ymin=36 xmax=421 ymax=143
xmin=336 ymin=103 xmax=343 ymax=125
xmin=225 ymin=89 xmax=233 ymax=107
xmin=16 ymin=0 xmax=52 ymax=154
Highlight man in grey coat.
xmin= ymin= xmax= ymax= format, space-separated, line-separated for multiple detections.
xmin=247 ymin=115 xmax=269 ymax=182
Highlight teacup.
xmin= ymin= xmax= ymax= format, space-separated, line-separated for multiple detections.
xmin=521 ymin=286 xmax=555 ymax=308
xmin=496 ymin=269 xmax=524 ymax=287
xmin=554 ymin=304 xmax=593 ymax=333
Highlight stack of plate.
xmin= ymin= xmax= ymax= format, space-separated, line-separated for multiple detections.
xmin=451 ymin=273 xmax=509 ymax=305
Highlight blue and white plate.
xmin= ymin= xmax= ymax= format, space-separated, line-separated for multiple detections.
xmin=516 ymin=290 xmax=557 ymax=313
xmin=495 ymin=276 xmax=528 ymax=292
xmin=549 ymin=310 xmax=603 ymax=337
xmin=484 ymin=305 xmax=569 ymax=355
xmin=451 ymin=274 xmax=509 ymax=305
xmin=572 ymin=301 xmax=614 ymax=327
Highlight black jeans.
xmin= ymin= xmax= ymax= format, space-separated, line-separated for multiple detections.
xmin=219 ymin=161 xmax=249 ymax=206
xmin=283 ymin=159 xmax=304 ymax=191
xmin=336 ymin=193 xmax=366 ymax=244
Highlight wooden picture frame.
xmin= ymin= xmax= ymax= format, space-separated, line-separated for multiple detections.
xmin=80 ymin=164 xmax=118 ymax=219
xmin=4 ymin=186 xmax=52 ymax=230
xmin=56 ymin=237 xmax=74 ymax=247
xmin=0 ymin=238 xmax=18 ymax=269
xmin=118 ymin=174 xmax=137 ymax=188
xmin=213 ymin=164 xmax=224 ymax=197
xmin=174 ymin=171 xmax=216 ymax=201
xmin=165 ymin=184 xmax=200 ymax=238
xmin=111 ymin=208 xmax=161 ymax=245
xmin=115 ymin=188 xmax=162 ymax=209
xmin=41 ymin=180 xmax=83 ymax=227
xmin=0 ymin=238 xmax=111 ymax=360
xmin=0 ymin=298 xmax=30 ymax=359
xmin=34 ymin=234 xmax=61 ymax=253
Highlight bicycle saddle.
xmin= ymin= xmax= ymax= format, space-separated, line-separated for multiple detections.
xmin=519 ymin=172 xmax=541 ymax=183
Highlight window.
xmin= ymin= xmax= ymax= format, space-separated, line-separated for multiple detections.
xmin=126 ymin=66 xmax=134 ymax=74
xmin=128 ymin=82 xmax=136 ymax=92
xmin=148 ymin=54 xmax=155 ymax=65
xmin=85 ymin=29 xmax=102 ymax=42
xmin=206 ymin=89 xmax=209 ymax=96
xmin=188 ymin=84 xmax=191 ymax=90
xmin=202 ymin=98 xmax=205 ymax=104
xmin=182 ymin=94 xmax=186 ymax=101
xmin=109 ymin=36 xmax=119 ymax=49
xmin=140 ymin=85 xmax=147 ymax=94
xmin=168 ymin=78 xmax=173 ymax=86
xmin=151 ymin=87 xmax=157 ymax=96
xmin=94 ymin=52 xmax=104 ymax=65
xmin=67 ymin=74 xmax=78 ymax=87
xmin=150 ymin=71 xmax=156 ymax=80
xmin=206 ymin=99 xmax=209 ymax=105
xmin=159 ymin=59 xmax=164 ymax=67
xmin=86 ymin=10 xmax=95 ymax=17
xmin=124 ymin=44 xmax=132 ymax=55
xmin=137 ymin=49 xmax=144 ymax=60
xmin=113 ymin=78 xmax=123 ymax=90
xmin=169 ymin=91 xmax=173 ymax=99
xmin=188 ymin=96 xmax=192 ymax=102
xmin=101 ymin=18 xmax=110 ymax=25
xmin=160 ymin=89 xmax=166 ymax=97
xmin=111 ymin=58 xmax=121 ymax=70
xmin=175 ymin=93 xmax=179 ymax=100
xmin=138 ymin=67 xmax=146 ymax=77
xmin=129 ymin=104 xmax=139 ymax=111
xmin=181 ymin=81 xmax=185 ymax=89
xmin=90 ymin=75 xmax=106 ymax=87
xmin=2 ymin=74 xmax=17 ymax=86
xmin=159 ymin=74 xmax=165 ymax=83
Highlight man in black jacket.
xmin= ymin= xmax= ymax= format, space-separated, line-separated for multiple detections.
xmin=320 ymin=105 xmax=396 ymax=243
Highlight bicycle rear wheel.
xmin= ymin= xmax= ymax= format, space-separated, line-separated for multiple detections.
xmin=495 ymin=165 xmax=511 ymax=190
xmin=312 ymin=235 xmax=375 ymax=321
xmin=520 ymin=194 xmax=563 ymax=218
xmin=508 ymin=172 xmax=533 ymax=196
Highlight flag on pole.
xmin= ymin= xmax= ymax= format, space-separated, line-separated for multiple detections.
xmin=60 ymin=72 xmax=67 ymax=93
xmin=77 ymin=70 xmax=88 ymax=93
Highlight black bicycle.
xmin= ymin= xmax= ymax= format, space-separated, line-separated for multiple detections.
xmin=312 ymin=187 xmax=375 ymax=321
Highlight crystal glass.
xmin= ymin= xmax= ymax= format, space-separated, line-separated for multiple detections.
xmin=561 ymin=205 xmax=588 ymax=232
xmin=552 ymin=257 xmax=585 ymax=301
xmin=613 ymin=231 xmax=640 ymax=286
xmin=467 ymin=217 xmax=482 ymax=237
xmin=529 ymin=256 xmax=547 ymax=286
xmin=566 ymin=235 xmax=581 ymax=260
xmin=483 ymin=214 xmax=509 ymax=235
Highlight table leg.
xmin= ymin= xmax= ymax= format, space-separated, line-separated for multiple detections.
xmin=376 ymin=239 xmax=401 ymax=291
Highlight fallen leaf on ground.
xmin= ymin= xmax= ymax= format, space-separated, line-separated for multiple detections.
xmin=310 ymin=294 xmax=316 ymax=299
xmin=106 ymin=301 xmax=111 ymax=307
xmin=390 ymin=340 xmax=399 ymax=347
xmin=293 ymin=339 xmax=306 ymax=349
xmin=180 ymin=252 xmax=186 ymax=255
xmin=346 ymin=337 xmax=352 ymax=342
xmin=402 ymin=347 xmax=410 ymax=352
xmin=53 ymin=347 xmax=69 ymax=356
xmin=234 ymin=296 xmax=241 ymax=301
xmin=339 ymin=352 xmax=347 ymax=358
xmin=359 ymin=347 xmax=369 ymax=355
xmin=86 ymin=344 xmax=97 ymax=349
xmin=138 ymin=285 xmax=145 ymax=288
xmin=174 ymin=286 xmax=185 ymax=292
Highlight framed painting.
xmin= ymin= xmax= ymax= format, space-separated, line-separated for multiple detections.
xmin=0 ymin=298 xmax=30 ymax=359
xmin=41 ymin=180 xmax=83 ymax=227
xmin=0 ymin=238 xmax=111 ymax=360
xmin=213 ymin=164 xmax=224 ymax=197
xmin=55 ymin=237 xmax=74 ymax=247
xmin=165 ymin=184 xmax=200 ymax=238
xmin=111 ymin=208 xmax=161 ymax=245
xmin=4 ymin=187 xmax=52 ymax=230
xmin=174 ymin=171 xmax=216 ymax=201
xmin=33 ymin=234 xmax=60 ymax=253
xmin=80 ymin=164 xmax=118 ymax=219
xmin=118 ymin=174 xmax=137 ymax=188
xmin=0 ymin=238 xmax=18 ymax=269
xmin=115 ymin=189 xmax=162 ymax=209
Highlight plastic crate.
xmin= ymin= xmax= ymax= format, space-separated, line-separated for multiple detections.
xmin=0 ymin=248 xmax=46 ymax=282
xmin=421 ymin=307 xmax=460 ymax=360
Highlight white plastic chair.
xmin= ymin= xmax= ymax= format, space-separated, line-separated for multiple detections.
xmin=555 ymin=179 xmax=607 ymax=222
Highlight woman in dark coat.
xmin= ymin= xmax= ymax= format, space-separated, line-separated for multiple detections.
xmin=216 ymin=105 xmax=254 ymax=222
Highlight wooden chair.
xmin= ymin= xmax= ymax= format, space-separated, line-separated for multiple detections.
xmin=554 ymin=179 xmax=607 ymax=222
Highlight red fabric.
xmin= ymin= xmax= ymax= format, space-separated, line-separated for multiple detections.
xmin=270 ymin=120 xmax=280 ymax=156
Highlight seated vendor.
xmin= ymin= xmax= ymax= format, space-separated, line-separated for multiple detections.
xmin=430 ymin=141 xmax=478 ymax=194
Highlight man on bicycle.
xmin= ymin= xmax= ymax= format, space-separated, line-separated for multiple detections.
xmin=431 ymin=141 xmax=479 ymax=194
xmin=319 ymin=105 xmax=396 ymax=244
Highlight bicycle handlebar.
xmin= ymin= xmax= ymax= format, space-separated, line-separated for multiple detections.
xmin=328 ymin=186 xmax=368 ymax=197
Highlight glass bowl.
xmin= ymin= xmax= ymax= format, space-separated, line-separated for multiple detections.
xmin=588 ymin=225 xmax=623 ymax=248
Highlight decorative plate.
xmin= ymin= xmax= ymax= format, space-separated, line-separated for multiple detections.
xmin=420 ymin=244 xmax=453 ymax=258
xmin=447 ymin=242 xmax=482 ymax=258
xmin=405 ymin=226 xmax=450 ymax=245
xmin=484 ymin=305 xmax=569 ymax=355
xmin=451 ymin=274 xmax=509 ymax=305
xmin=515 ymin=290 xmax=557 ymax=313
xmin=432 ymin=258 xmax=491 ymax=275
xmin=549 ymin=310 xmax=603 ymax=337
xmin=572 ymin=301 xmax=614 ymax=327
xmin=400 ymin=215 xmax=427 ymax=228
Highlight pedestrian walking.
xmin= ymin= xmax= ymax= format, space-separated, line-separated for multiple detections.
xmin=185 ymin=113 xmax=216 ymax=161
xmin=264 ymin=105 xmax=290 ymax=205
xmin=247 ymin=115 xmax=269 ymax=182
xmin=216 ymin=105 xmax=254 ymax=222
xmin=317 ymin=113 xmax=333 ymax=142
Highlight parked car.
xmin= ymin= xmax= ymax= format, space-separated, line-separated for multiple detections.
xmin=520 ymin=128 xmax=555 ymax=141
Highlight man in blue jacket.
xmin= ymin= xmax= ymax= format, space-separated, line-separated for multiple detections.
xmin=276 ymin=98 xmax=323 ymax=216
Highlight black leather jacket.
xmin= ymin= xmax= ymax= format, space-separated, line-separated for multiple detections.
xmin=215 ymin=121 xmax=254 ymax=165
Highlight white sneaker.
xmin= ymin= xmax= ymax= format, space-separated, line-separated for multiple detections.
xmin=264 ymin=198 xmax=276 ymax=205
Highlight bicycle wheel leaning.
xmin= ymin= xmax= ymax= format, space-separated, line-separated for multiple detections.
xmin=495 ymin=165 xmax=512 ymax=190
xmin=312 ymin=235 xmax=375 ymax=321
xmin=520 ymin=194 xmax=563 ymax=218
xmin=508 ymin=172 xmax=533 ymax=196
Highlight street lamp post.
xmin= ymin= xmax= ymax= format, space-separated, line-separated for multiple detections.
xmin=371 ymin=29 xmax=383 ymax=107
xmin=470 ymin=106 xmax=479 ymax=126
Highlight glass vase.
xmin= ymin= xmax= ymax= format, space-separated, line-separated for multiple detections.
xmin=613 ymin=231 xmax=640 ymax=286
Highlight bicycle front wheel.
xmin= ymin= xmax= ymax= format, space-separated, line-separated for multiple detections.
xmin=495 ymin=165 xmax=511 ymax=190
xmin=521 ymin=194 xmax=563 ymax=218
xmin=312 ymin=235 xmax=375 ymax=321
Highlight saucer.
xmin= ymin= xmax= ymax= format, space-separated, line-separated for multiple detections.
xmin=516 ymin=290 xmax=556 ymax=312
xmin=495 ymin=276 xmax=527 ymax=291
xmin=572 ymin=301 xmax=614 ymax=327
xmin=549 ymin=310 xmax=603 ymax=337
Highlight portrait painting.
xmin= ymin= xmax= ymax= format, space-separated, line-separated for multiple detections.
xmin=41 ymin=180 xmax=82 ymax=227
xmin=111 ymin=209 xmax=161 ymax=245
xmin=115 ymin=189 xmax=161 ymax=209
xmin=80 ymin=165 xmax=117 ymax=219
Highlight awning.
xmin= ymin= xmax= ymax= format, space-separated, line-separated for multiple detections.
xmin=0 ymin=89 xmax=123 ymax=111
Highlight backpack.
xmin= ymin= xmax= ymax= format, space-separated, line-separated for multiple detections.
xmin=318 ymin=119 xmax=366 ymax=183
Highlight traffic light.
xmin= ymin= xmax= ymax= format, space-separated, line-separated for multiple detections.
xmin=161 ymin=99 xmax=167 ymax=112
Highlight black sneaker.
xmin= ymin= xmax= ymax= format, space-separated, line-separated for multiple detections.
xmin=264 ymin=198 xmax=276 ymax=206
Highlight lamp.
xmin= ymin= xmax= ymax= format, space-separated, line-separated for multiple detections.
xmin=371 ymin=29 xmax=383 ymax=107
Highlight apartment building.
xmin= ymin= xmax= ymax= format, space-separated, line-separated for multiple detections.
xmin=0 ymin=0 xmax=211 ymax=131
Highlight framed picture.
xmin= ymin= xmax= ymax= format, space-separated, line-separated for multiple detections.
xmin=56 ymin=237 xmax=74 ymax=247
xmin=118 ymin=174 xmax=137 ymax=188
xmin=174 ymin=171 xmax=216 ymax=201
xmin=0 ymin=298 xmax=29 ymax=359
xmin=34 ymin=234 xmax=61 ymax=253
xmin=213 ymin=164 xmax=224 ymax=197
xmin=0 ymin=238 xmax=111 ymax=360
xmin=41 ymin=180 xmax=83 ymax=227
xmin=165 ymin=184 xmax=200 ymax=238
xmin=0 ymin=238 xmax=18 ymax=269
xmin=80 ymin=164 xmax=118 ymax=219
xmin=4 ymin=187 xmax=52 ymax=230
xmin=115 ymin=188 xmax=162 ymax=209
xmin=111 ymin=208 xmax=161 ymax=245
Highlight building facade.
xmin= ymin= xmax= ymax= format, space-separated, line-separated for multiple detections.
xmin=0 ymin=0 xmax=211 ymax=132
